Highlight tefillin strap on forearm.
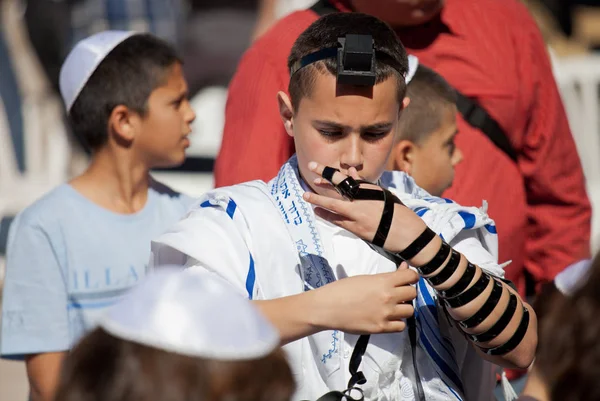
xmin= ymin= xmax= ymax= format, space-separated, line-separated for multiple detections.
xmin=290 ymin=34 xmax=404 ymax=87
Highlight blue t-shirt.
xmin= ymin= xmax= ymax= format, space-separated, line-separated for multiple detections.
xmin=0 ymin=181 xmax=194 ymax=358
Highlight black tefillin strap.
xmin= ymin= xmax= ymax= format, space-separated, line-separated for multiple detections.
xmin=444 ymin=272 xmax=491 ymax=309
xmin=322 ymin=167 xmax=439 ymax=257
xmin=468 ymin=295 xmax=518 ymax=343
xmin=303 ymin=336 xmax=368 ymax=401
xmin=322 ymin=167 xmax=404 ymax=250
xmin=418 ymin=242 xmax=451 ymax=275
xmin=320 ymin=165 xmax=529 ymax=381
xmin=426 ymin=249 xmax=461 ymax=286
xmin=484 ymin=308 xmax=530 ymax=355
xmin=459 ymin=279 xmax=503 ymax=329
xmin=320 ymin=167 xmax=427 ymax=400
xmin=439 ymin=262 xmax=476 ymax=298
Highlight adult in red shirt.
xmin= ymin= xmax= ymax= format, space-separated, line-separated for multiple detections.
xmin=216 ymin=0 xmax=591 ymax=297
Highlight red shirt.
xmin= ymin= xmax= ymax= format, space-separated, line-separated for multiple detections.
xmin=215 ymin=0 xmax=591 ymax=295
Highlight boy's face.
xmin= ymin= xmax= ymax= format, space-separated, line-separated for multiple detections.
xmin=401 ymin=105 xmax=462 ymax=196
xmin=136 ymin=63 xmax=195 ymax=167
xmin=279 ymin=72 xmax=407 ymax=199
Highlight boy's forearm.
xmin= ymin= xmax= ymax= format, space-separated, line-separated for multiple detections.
xmin=437 ymin=264 xmax=537 ymax=368
xmin=407 ymin=237 xmax=537 ymax=369
xmin=253 ymin=289 xmax=326 ymax=345
xmin=472 ymin=305 xmax=537 ymax=369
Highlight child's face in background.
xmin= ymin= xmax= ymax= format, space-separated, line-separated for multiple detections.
xmin=135 ymin=63 xmax=196 ymax=168
xmin=396 ymin=105 xmax=462 ymax=196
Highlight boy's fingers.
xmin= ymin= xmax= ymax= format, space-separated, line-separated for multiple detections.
xmin=389 ymin=304 xmax=415 ymax=320
xmin=391 ymin=268 xmax=419 ymax=286
xmin=380 ymin=320 xmax=407 ymax=333
xmin=309 ymin=161 xmax=347 ymax=186
xmin=314 ymin=207 xmax=349 ymax=228
xmin=303 ymin=191 xmax=350 ymax=215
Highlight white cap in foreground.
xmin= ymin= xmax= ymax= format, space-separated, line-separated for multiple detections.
xmin=554 ymin=259 xmax=592 ymax=296
xmin=99 ymin=267 xmax=280 ymax=360
xmin=59 ymin=30 xmax=136 ymax=112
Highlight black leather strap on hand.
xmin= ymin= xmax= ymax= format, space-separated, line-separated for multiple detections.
xmin=372 ymin=190 xmax=396 ymax=248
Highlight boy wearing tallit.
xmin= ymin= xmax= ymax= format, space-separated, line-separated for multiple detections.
xmin=151 ymin=13 xmax=537 ymax=401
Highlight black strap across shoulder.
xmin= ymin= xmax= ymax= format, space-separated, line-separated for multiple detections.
xmin=310 ymin=0 xmax=339 ymax=16
xmin=455 ymin=92 xmax=517 ymax=162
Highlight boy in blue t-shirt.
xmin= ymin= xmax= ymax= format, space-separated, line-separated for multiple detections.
xmin=0 ymin=31 xmax=195 ymax=401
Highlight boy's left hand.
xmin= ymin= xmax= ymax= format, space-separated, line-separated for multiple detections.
xmin=303 ymin=161 xmax=435 ymax=263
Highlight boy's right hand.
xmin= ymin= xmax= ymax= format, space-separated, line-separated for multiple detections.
xmin=314 ymin=262 xmax=418 ymax=334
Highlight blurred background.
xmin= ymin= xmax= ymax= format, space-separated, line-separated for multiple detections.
xmin=2 ymin=0 xmax=600 ymax=398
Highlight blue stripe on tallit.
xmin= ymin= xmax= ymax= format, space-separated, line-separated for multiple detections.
xmin=417 ymin=294 xmax=456 ymax=358
xmin=200 ymin=198 xmax=254 ymax=298
xmin=485 ymin=224 xmax=497 ymax=234
xmin=226 ymin=199 xmax=237 ymax=218
xmin=419 ymin=332 xmax=465 ymax=396
xmin=419 ymin=279 xmax=455 ymax=352
xmin=415 ymin=207 xmax=429 ymax=217
xmin=417 ymin=278 xmax=464 ymax=398
xmin=458 ymin=211 xmax=476 ymax=229
xmin=246 ymin=253 xmax=255 ymax=299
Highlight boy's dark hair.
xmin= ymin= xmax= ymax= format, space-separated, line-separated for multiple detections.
xmin=535 ymin=254 xmax=600 ymax=401
xmin=54 ymin=328 xmax=295 ymax=401
xmin=398 ymin=65 xmax=457 ymax=144
xmin=69 ymin=34 xmax=181 ymax=151
xmin=287 ymin=13 xmax=408 ymax=110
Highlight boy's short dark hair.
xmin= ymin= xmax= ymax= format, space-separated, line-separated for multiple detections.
xmin=398 ymin=65 xmax=457 ymax=144
xmin=287 ymin=13 xmax=408 ymax=110
xmin=535 ymin=254 xmax=600 ymax=401
xmin=69 ymin=34 xmax=181 ymax=151
xmin=54 ymin=328 xmax=295 ymax=401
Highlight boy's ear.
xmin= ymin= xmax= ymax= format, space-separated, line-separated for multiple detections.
xmin=392 ymin=139 xmax=416 ymax=175
xmin=277 ymin=91 xmax=295 ymax=138
xmin=401 ymin=96 xmax=410 ymax=111
xmin=108 ymin=105 xmax=139 ymax=146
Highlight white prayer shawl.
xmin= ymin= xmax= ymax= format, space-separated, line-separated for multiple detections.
xmin=151 ymin=156 xmax=503 ymax=401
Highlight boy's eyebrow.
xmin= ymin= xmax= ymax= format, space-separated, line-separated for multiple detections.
xmin=447 ymin=129 xmax=459 ymax=141
xmin=171 ymin=90 xmax=189 ymax=103
xmin=362 ymin=122 xmax=394 ymax=131
xmin=313 ymin=120 xmax=394 ymax=131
